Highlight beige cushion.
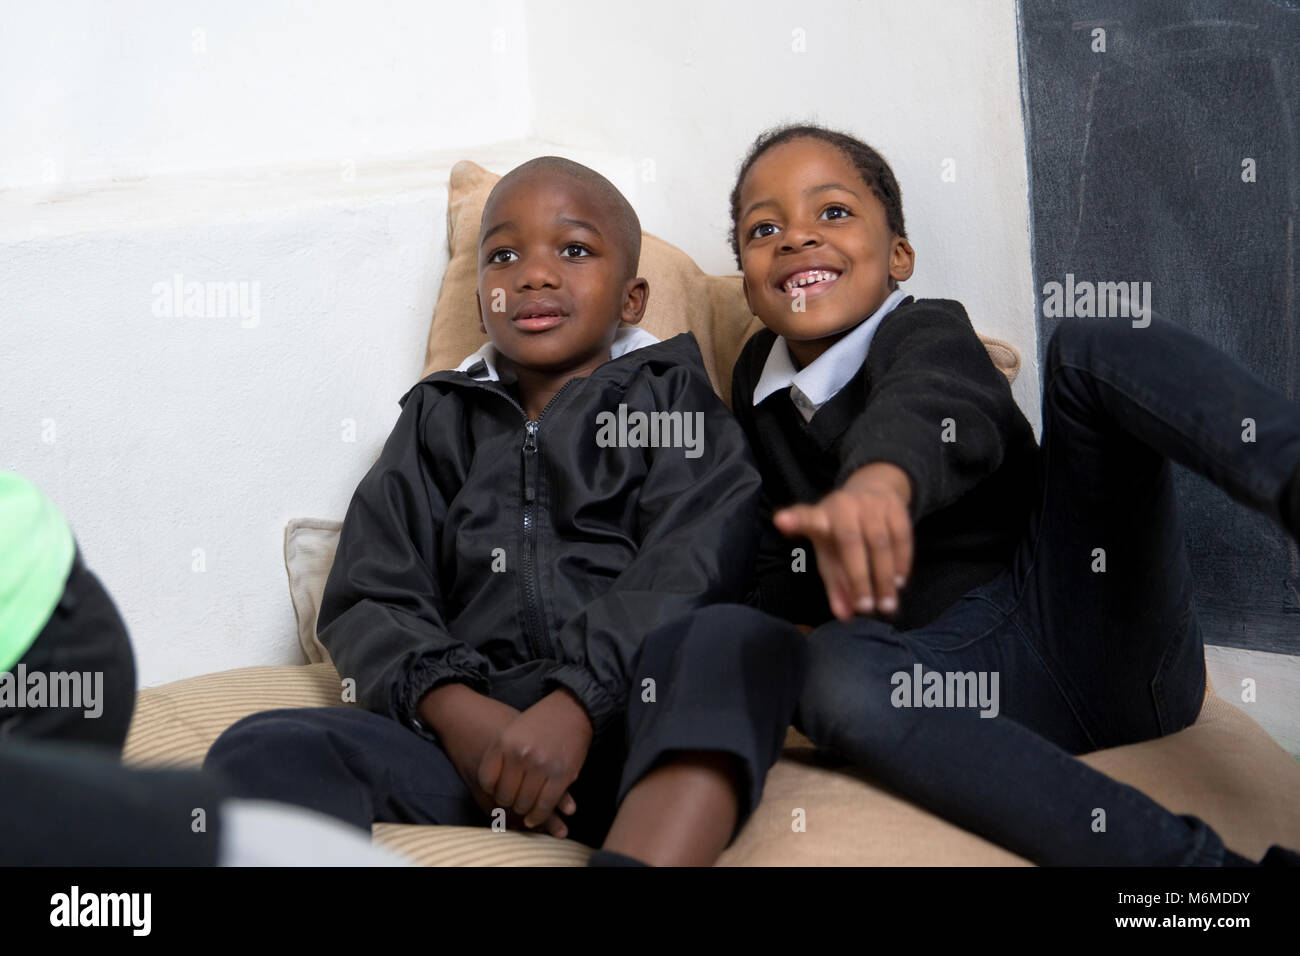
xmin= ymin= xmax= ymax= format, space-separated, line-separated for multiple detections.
xmin=283 ymin=518 xmax=342 ymax=665
xmin=125 ymin=660 xmax=1300 ymax=865
xmin=423 ymin=160 xmax=1021 ymax=404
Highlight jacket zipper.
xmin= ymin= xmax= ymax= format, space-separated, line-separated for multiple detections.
xmin=518 ymin=380 xmax=577 ymax=661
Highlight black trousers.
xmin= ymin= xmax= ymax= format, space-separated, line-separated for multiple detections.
xmin=0 ymin=543 xmax=229 ymax=864
xmin=0 ymin=544 xmax=137 ymax=755
xmin=205 ymin=605 xmax=805 ymax=848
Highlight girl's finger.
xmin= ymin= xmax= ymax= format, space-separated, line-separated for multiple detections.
xmin=888 ymin=502 xmax=914 ymax=587
xmin=831 ymin=502 xmax=875 ymax=614
xmin=774 ymin=504 xmax=829 ymax=541
xmin=862 ymin=511 xmax=897 ymax=614
xmin=811 ymin=536 xmax=853 ymax=621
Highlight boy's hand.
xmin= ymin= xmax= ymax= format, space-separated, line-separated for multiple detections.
xmin=478 ymin=688 xmax=593 ymax=832
xmin=419 ymin=684 xmax=576 ymax=838
xmin=773 ymin=462 xmax=914 ymax=622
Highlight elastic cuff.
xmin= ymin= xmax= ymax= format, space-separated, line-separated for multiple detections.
xmin=399 ymin=654 xmax=490 ymax=730
xmin=543 ymin=664 xmax=620 ymax=736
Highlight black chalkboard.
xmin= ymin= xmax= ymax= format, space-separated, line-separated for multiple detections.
xmin=1017 ymin=0 xmax=1300 ymax=652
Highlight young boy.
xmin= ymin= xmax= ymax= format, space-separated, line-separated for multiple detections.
xmin=721 ymin=123 xmax=1300 ymax=866
xmin=204 ymin=157 xmax=805 ymax=866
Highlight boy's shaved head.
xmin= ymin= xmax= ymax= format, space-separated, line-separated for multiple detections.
xmin=482 ymin=157 xmax=642 ymax=279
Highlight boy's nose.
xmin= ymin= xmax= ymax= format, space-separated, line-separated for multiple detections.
xmin=517 ymin=260 xmax=560 ymax=290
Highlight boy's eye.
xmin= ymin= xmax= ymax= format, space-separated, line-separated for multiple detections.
xmin=748 ymin=222 xmax=779 ymax=240
xmin=820 ymin=204 xmax=851 ymax=221
xmin=487 ymin=249 xmax=516 ymax=264
xmin=560 ymin=243 xmax=591 ymax=258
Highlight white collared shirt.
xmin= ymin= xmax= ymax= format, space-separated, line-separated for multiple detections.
xmin=454 ymin=326 xmax=662 ymax=383
xmin=751 ymin=288 xmax=909 ymax=421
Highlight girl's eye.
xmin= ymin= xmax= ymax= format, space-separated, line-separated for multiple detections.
xmin=821 ymin=205 xmax=851 ymax=221
xmin=487 ymin=249 xmax=516 ymax=264
xmin=748 ymin=222 xmax=778 ymax=240
xmin=560 ymin=243 xmax=590 ymax=258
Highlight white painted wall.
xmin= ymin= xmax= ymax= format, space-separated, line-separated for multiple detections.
xmin=1 ymin=0 xmax=1041 ymax=689
xmin=525 ymin=0 xmax=1041 ymax=416
xmin=0 ymin=0 xmax=532 ymax=189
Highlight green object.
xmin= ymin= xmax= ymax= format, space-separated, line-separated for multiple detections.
xmin=0 ymin=472 xmax=75 ymax=671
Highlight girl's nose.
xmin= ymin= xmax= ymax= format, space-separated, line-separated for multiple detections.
xmin=780 ymin=226 xmax=822 ymax=252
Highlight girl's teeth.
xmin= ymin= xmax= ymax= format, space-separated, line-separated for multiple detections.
xmin=784 ymin=270 xmax=838 ymax=292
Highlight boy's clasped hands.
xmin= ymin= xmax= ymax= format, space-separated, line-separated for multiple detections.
xmin=420 ymin=682 xmax=590 ymax=839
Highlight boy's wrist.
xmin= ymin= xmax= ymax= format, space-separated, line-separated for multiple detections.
xmin=418 ymin=681 xmax=480 ymax=738
xmin=544 ymin=686 xmax=594 ymax=736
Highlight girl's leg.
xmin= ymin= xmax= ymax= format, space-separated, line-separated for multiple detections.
xmin=601 ymin=604 xmax=805 ymax=865
xmin=1015 ymin=316 xmax=1300 ymax=749
xmin=798 ymin=587 xmax=1233 ymax=865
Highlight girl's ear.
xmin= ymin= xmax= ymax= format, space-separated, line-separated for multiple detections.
xmin=889 ymin=236 xmax=916 ymax=284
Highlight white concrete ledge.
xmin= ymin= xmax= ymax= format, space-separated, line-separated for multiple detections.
xmin=0 ymin=138 xmax=601 ymax=244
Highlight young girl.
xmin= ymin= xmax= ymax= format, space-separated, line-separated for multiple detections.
xmin=722 ymin=123 xmax=1300 ymax=865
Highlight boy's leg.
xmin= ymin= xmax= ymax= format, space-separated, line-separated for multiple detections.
xmin=203 ymin=706 xmax=485 ymax=832
xmin=1017 ymin=316 xmax=1300 ymax=748
xmin=601 ymin=604 xmax=805 ymax=865
xmin=0 ymin=544 xmax=137 ymax=755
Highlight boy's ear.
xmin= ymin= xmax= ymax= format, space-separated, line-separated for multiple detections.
xmin=890 ymin=236 xmax=917 ymax=284
xmin=620 ymin=276 xmax=650 ymax=326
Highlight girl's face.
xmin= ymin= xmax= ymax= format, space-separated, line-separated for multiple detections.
xmin=735 ymin=137 xmax=915 ymax=366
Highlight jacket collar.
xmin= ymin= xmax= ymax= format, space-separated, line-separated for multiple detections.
xmin=455 ymin=326 xmax=662 ymax=384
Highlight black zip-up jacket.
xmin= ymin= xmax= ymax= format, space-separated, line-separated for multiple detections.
xmin=731 ymin=296 xmax=1041 ymax=631
xmin=317 ymin=332 xmax=762 ymax=740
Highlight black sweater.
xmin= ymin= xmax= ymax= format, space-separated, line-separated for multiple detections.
xmin=730 ymin=296 xmax=1041 ymax=631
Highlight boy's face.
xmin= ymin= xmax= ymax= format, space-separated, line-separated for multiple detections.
xmin=735 ymin=138 xmax=915 ymax=360
xmin=476 ymin=171 xmax=647 ymax=377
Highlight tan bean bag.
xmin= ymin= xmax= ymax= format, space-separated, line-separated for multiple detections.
xmin=123 ymin=660 xmax=1300 ymax=865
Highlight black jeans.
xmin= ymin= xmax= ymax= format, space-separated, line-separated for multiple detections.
xmin=204 ymin=604 xmax=805 ymax=849
xmin=0 ymin=544 xmax=137 ymax=755
xmin=794 ymin=316 xmax=1300 ymax=865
